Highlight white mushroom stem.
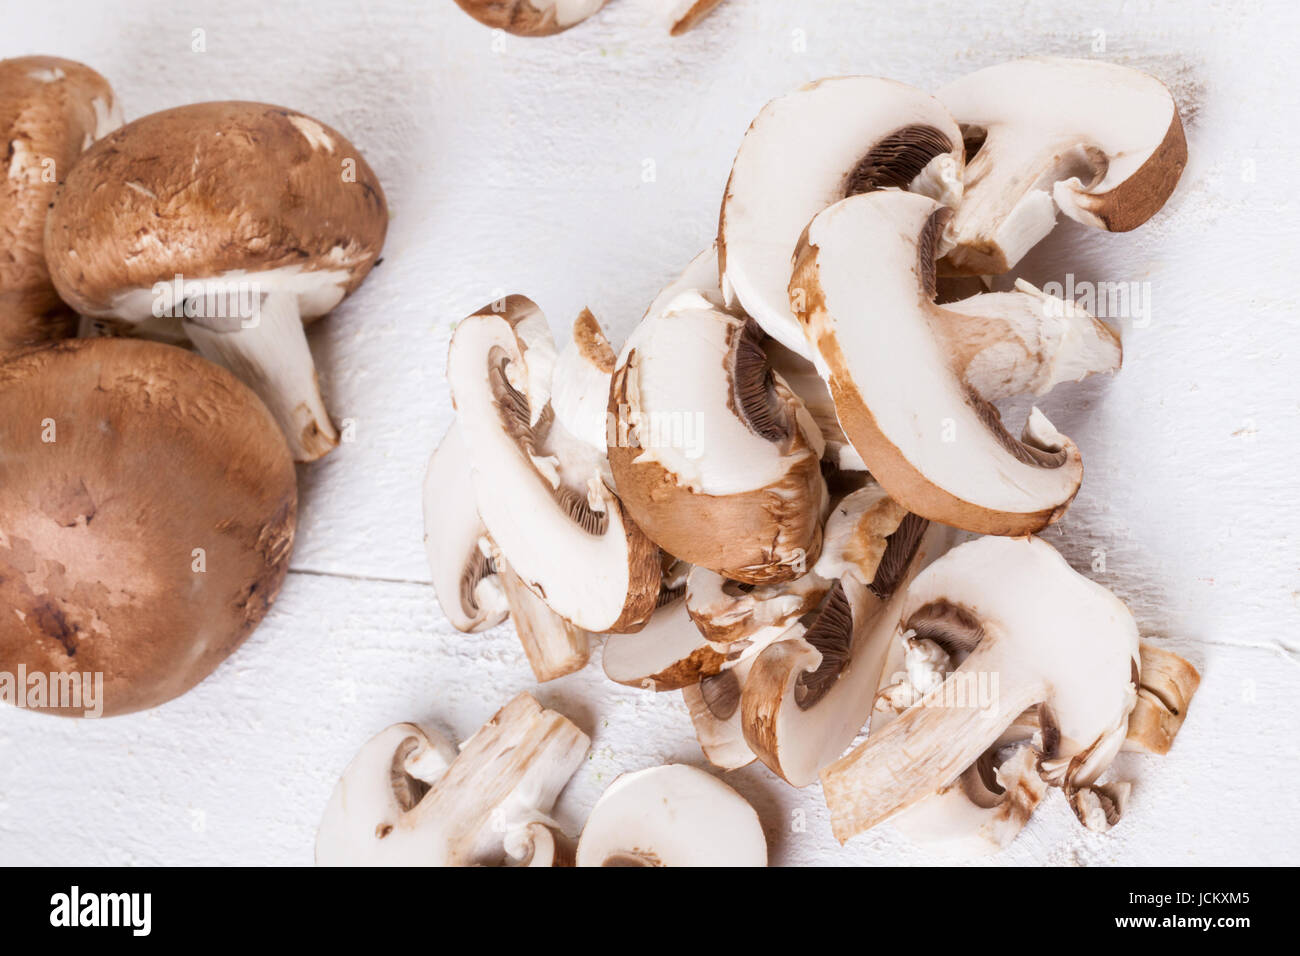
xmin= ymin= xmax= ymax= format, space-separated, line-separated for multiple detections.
xmin=493 ymin=547 xmax=590 ymax=682
xmin=183 ymin=290 xmax=337 ymax=461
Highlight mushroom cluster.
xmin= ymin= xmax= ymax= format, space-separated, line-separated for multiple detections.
xmin=425 ymin=57 xmax=1201 ymax=857
xmin=0 ymin=55 xmax=386 ymax=716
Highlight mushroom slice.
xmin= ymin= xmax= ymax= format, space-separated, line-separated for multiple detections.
xmin=685 ymin=565 xmax=827 ymax=654
xmin=821 ymin=536 xmax=1140 ymax=843
xmin=504 ymin=822 xmax=575 ymax=867
xmin=791 ymin=190 xmax=1084 ymax=535
xmin=0 ymin=339 xmax=296 ymax=716
xmin=575 ymin=764 xmax=767 ymax=866
xmin=316 ymin=692 xmax=589 ymax=866
xmin=0 ymin=56 xmax=120 ymax=348
xmin=670 ymin=0 xmax=726 ymax=35
xmin=550 ymin=308 xmax=616 ymax=453
xmin=1123 ymin=642 xmax=1201 ymax=755
xmin=453 ymin=0 xmax=606 ymax=36
xmin=740 ymin=514 xmax=946 ymax=787
xmin=422 ymin=423 xmax=509 ymax=633
xmin=719 ymin=76 xmax=963 ymax=358
xmin=44 ymin=102 xmax=388 ymax=461
xmin=683 ymin=665 xmax=756 ymax=770
xmin=764 ymin=339 xmax=868 ymax=473
xmin=939 ymin=56 xmax=1187 ymax=275
xmin=448 ymin=295 xmax=660 ymax=633
xmin=492 ymin=546 xmax=591 ymax=681
xmin=608 ymin=292 xmax=827 ymax=585
xmin=603 ymin=596 xmax=726 ymax=691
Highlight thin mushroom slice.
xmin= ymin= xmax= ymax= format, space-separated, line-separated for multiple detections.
xmin=44 ymin=102 xmax=388 ymax=461
xmin=448 ymin=295 xmax=660 ymax=634
xmin=685 ymin=565 xmax=828 ymax=654
xmin=1123 ymin=642 xmax=1201 ymax=755
xmin=454 ymin=0 xmax=606 ymax=36
xmin=492 ymin=545 xmax=591 ymax=682
xmin=504 ymin=821 xmax=576 ymax=867
xmin=603 ymin=595 xmax=726 ymax=691
xmin=422 ymin=423 xmax=509 ymax=633
xmin=608 ymin=292 xmax=827 ymax=585
xmin=575 ymin=764 xmax=767 ymax=866
xmin=550 ymin=308 xmax=616 ymax=453
xmin=939 ymin=56 xmax=1187 ymax=274
xmin=316 ymin=693 xmax=589 ymax=866
xmin=821 ymin=536 xmax=1140 ymax=844
xmin=791 ymin=190 xmax=1085 ymax=535
xmin=719 ymin=76 xmax=963 ymax=359
xmin=683 ymin=666 xmax=756 ymax=770
xmin=0 ymin=56 xmax=121 ymax=348
xmin=740 ymin=508 xmax=955 ymax=787
xmin=670 ymin=0 xmax=726 ymax=35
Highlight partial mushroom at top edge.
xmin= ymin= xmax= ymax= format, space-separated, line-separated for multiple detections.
xmin=0 ymin=56 xmax=121 ymax=349
xmin=938 ymin=56 xmax=1187 ymax=275
xmin=43 ymin=101 xmax=389 ymax=461
xmin=454 ymin=0 xmax=607 ymax=36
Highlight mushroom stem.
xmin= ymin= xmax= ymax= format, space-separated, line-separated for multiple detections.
xmin=183 ymin=290 xmax=338 ymax=461
xmin=1124 ymin=643 xmax=1201 ymax=755
xmin=494 ymin=553 xmax=590 ymax=682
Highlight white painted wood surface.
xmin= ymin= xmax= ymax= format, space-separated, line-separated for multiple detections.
xmin=2 ymin=0 xmax=1297 ymax=865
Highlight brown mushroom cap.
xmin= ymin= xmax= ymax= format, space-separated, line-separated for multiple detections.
xmin=0 ymin=338 xmax=297 ymax=716
xmin=0 ymin=56 xmax=119 ymax=348
xmin=43 ymin=101 xmax=387 ymax=321
xmin=454 ymin=0 xmax=607 ymax=36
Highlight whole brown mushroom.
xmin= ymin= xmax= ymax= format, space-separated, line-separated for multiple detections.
xmin=0 ymin=338 xmax=297 ymax=716
xmin=44 ymin=101 xmax=388 ymax=461
xmin=0 ymin=56 xmax=120 ymax=349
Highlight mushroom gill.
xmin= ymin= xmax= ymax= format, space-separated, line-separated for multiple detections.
xmin=730 ymin=320 xmax=790 ymax=443
xmin=458 ymin=546 xmax=497 ymax=618
xmin=794 ymin=581 xmax=854 ymax=710
xmin=701 ymin=669 xmax=742 ymax=720
xmin=846 ymin=125 xmax=953 ymax=196
xmin=904 ymin=600 xmax=985 ymax=656
xmin=389 ymin=736 xmax=431 ymax=814
xmin=869 ymin=512 xmax=929 ymax=600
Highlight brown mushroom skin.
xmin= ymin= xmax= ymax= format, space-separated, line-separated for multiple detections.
xmin=454 ymin=0 xmax=606 ymax=36
xmin=0 ymin=56 xmax=118 ymax=348
xmin=0 ymin=339 xmax=297 ymax=716
xmin=43 ymin=101 xmax=387 ymax=321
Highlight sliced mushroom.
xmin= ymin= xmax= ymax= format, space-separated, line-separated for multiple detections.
xmin=686 ymin=565 xmax=826 ymax=654
xmin=454 ymin=0 xmax=606 ymax=35
xmin=670 ymin=0 xmax=726 ymax=35
xmin=790 ymin=190 xmax=1085 ymax=535
xmin=492 ymin=545 xmax=591 ymax=681
xmin=44 ymin=102 xmax=388 ymax=461
xmin=939 ymin=56 xmax=1187 ymax=274
xmin=683 ymin=665 xmax=756 ymax=770
xmin=719 ymin=76 xmax=963 ymax=358
xmin=821 ymin=536 xmax=1140 ymax=843
xmin=504 ymin=821 xmax=575 ymax=867
xmin=0 ymin=339 xmax=296 ymax=716
xmin=550 ymin=308 xmax=616 ymax=453
xmin=740 ymin=510 xmax=952 ymax=787
xmin=422 ymin=423 xmax=509 ymax=633
xmin=1123 ymin=642 xmax=1201 ymax=755
xmin=608 ymin=291 xmax=827 ymax=584
xmin=603 ymin=595 xmax=726 ymax=691
xmin=449 ymin=295 xmax=661 ymax=633
xmin=316 ymin=692 xmax=588 ymax=866
xmin=575 ymin=764 xmax=767 ymax=866
xmin=763 ymin=339 xmax=868 ymax=473
xmin=0 ymin=56 xmax=120 ymax=348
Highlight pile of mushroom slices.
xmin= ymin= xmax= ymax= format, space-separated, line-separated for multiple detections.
xmin=427 ymin=55 xmax=1205 ymax=859
xmin=315 ymin=692 xmax=767 ymax=866
xmin=453 ymin=0 xmax=727 ymax=37
xmin=0 ymin=55 xmax=388 ymax=717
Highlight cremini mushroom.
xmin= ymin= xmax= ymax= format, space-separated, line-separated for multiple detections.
xmin=0 ymin=338 xmax=296 ymax=716
xmin=0 ymin=56 xmax=120 ymax=348
xmin=719 ymin=76 xmax=963 ymax=359
xmin=44 ymin=101 xmax=388 ymax=461
xmin=939 ymin=56 xmax=1187 ymax=275
xmin=575 ymin=764 xmax=767 ymax=866
xmin=821 ymin=535 xmax=1140 ymax=844
xmin=608 ymin=290 xmax=827 ymax=584
xmin=316 ymin=692 xmax=588 ymax=866
xmin=790 ymin=189 xmax=1088 ymax=535
xmin=454 ymin=0 xmax=606 ymax=35
xmin=448 ymin=295 xmax=660 ymax=633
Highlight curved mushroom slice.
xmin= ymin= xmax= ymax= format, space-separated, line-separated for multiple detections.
xmin=0 ymin=339 xmax=296 ymax=717
xmin=492 ymin=545 xmax=591 ymax=681
xmin=791 ymin=190 xmax=1084 ymax=535
xmin=44 ymin=102 xmax=388 ymax=461
xmin=551 ymin=308 xmax=616 ymax=453
xmin=608 ymin=292 xmax=827 ymax=585
xmin=1123 ymin=642 xmax=1201 ymax=755
xmin=821 ymin=536 xmax=1140 ymax=844
xmin=316 ymin=693 xmax=589 ymax=866
xmin=449 ymin=295 xmax=660 ymax=634
xmin=670 ymin=0 xmax=726 ymax=35
xmin=720 ymin=76 xmax=963 ymax=358
xmin=939 ymin=56 xmax=1187 ymax=275
xmin=423 ymin=423 xmax=509 ymax=633
xmin=575 ymin=764 xmax=767 ymax=866
xmin=504 ymin=821 xmax=575 ymax=867
xmin=0 ymin=56 xmax=120 ymax=348
xmin=603 ymin=597 xmax=726 ymax=691
xmin=683 ymin=665 xmax=756 ymax=770
xmin=454 ymin=0 xmax=606 ymax=36
xmin=740 ymin=514 xmax=946 ymax=787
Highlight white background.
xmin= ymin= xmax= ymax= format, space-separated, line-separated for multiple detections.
xmin=2 ymin=0 xmax=1298 ymax=866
